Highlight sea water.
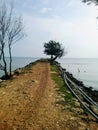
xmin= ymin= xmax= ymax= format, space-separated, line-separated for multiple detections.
xmin=0 ymin=57 xmax=39 ymax=77
xmin=0 ymin=57 xmax=98 ymax=90
xmin=58 ymin=58 xmax=98 ymax=90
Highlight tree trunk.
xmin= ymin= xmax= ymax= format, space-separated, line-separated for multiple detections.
xmin=52 ymin=55 xmax=58 ymax=61
xmin=51 ymin=55 xmax=53 ymax=61
xmin=50 ymin=55 xmax=53 ymax=64
xmin=2 ymin=48 xmax=7 ymax=76
xmin=8 ymin=38 xmax=12 ymax=77
xmin=50 ymin=55 xmax=58 ymax=64
xmin=9 ymin=44 xmax=12 ymax=76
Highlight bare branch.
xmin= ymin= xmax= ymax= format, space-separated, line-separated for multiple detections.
xmin=0 ymin=1 xmax=24 ymax=77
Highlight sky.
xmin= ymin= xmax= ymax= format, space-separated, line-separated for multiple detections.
xmin=4 ymin=0 xmax=98 ymax=58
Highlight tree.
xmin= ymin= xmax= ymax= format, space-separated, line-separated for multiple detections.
xmin=82 ymin=0 xmax=98 ymax=5
xmin=44 ymin=40 xmax=65 ymax=63
xmin=0 ymin=2 xmax=24 ymax=78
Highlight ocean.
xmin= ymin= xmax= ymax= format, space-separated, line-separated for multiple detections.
xmin=0 ymin=57 xmax=98 ymax=90
xmin=58 ymin=58 xmax=98 ymax=90
xmin=0 ymin=57 xmax=39 ymax=78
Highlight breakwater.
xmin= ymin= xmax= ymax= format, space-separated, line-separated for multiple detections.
xmin=55 ymin=61 xmax=98 ymax=120
xmin=58 ymin=58 xmax=98 ymax=90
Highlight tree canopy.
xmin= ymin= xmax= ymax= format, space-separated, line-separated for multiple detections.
xmin=82 ymin=0 xmax=98 ymax=5
xmin=44 ymin=40 xmax=65 ymax=63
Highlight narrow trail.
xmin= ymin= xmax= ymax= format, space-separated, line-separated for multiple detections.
xmin=0 ymin=61 xmax=98 ymax=130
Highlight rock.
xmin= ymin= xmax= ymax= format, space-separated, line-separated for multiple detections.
xmin=2 ymin=92 xmax=6 ymax=95
xmin=0 ymin=79 xmax=2 ymax=82
xmin=75 ymin=101 xmax=80 ymax=107
xmin=14 ymin=69 xmax=21 ymax=75
xmin=90 ymin=105 xmax=98 ymax=114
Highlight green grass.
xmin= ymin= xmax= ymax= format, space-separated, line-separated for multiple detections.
xmin=51 ymin=64 xmax=88 ymax=117
xmin=51 ymin=64 xmax=59 ymax=72
xmin=51 ymin=64 xmax=75 ymax=108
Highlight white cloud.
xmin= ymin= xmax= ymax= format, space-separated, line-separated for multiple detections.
xmin=6 ymin=0 xmax=98 ymax=58
xmin=40 ymin=7 xmax=52 ymax=13
xmin=41 ymin=0 xmax=49 ymax=4
xmin=15 ymin=11 xmax=98 ymax=58
xmin=66 ymin=0 xmax=82 ymax=8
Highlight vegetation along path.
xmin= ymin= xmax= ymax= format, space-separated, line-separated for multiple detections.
xmin=0 ymin=60 xmax=98 ymax=130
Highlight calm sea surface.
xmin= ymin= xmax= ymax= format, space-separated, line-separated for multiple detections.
xmin=58 ymin=58 xmax=98 ymax=90
xmin=0 ymin=57 xmax=98 ymax=90
xmin=0 ymin=57 xmax=39 ymax=77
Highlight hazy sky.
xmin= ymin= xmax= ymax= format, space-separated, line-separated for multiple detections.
xmin=5 ymin=0 xmax=98 ymax=58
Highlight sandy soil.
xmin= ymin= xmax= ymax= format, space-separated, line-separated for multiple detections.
xmin=0 ymin=61 xmax=98 ymax=130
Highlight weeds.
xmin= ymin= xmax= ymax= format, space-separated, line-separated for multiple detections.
xmin=51 ymin=64 xmax=75 ymax=108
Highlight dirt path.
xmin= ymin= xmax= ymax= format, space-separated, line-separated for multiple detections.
xmin=0 ymin=61 xmax=98 ymax=130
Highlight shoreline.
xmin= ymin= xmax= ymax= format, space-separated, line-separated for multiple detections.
xmin=0 ymin=57 xmax=39 ymax=78
xmin=1 ymin=58 xmax=97 ymax=89
xmin=55 ymin=61 xmax=98 ymax=103
xmin=0 ymin=59 xmax=98 ymax=103
xmin=58 ymin=58 xmax=98 ymax=91
xmin=65 ymin=70 xmax=98 ymax=102
xmin=0 ymin=59 xmax=98 ymax=128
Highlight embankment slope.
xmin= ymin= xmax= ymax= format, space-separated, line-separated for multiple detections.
xmin=0 ymin=60 xmax=98 ymax=130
